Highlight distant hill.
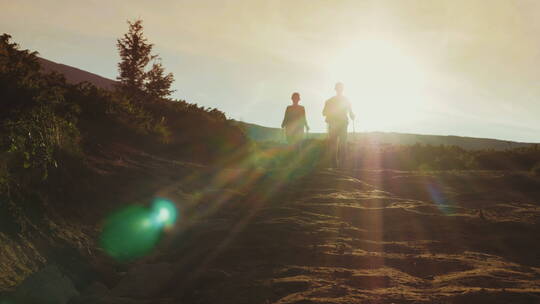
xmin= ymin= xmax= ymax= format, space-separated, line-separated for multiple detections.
xmin=352 ymin=132 xmax=536 ymax=150
xmin=35 ymin=58 xmax=536 ymax=151
xmin=234 ymin=121 xmax=536 ymax=150
xmin=38 ymin=57 xmax=116 ymax=90
xmin=232 ymin=121 xmax=284 ymax=142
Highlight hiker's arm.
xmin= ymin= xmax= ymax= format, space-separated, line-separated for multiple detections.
xmin=303 ymin=107 xmax=310 ymax=131
xmin=281 ymin=108 xmax=288 ymax=128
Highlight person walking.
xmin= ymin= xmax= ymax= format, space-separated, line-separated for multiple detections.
xmin=281 ymin=92 xmax=309 ymax=145
xmin=322 ymin=82 xmax=355 ymax=168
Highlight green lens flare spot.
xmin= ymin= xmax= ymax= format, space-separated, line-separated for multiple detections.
xmin=99 ymin=198 xmax=178 ymax=261
xmin=151 ymin=198 xmax=177 ymax=228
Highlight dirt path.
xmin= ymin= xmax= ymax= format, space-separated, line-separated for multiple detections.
xmin=0 ymin=163 xmax=517 ymax=304
xmin=4 ymin=144 xmax=539 ymax=304
xmin=68 ymin=168 xmax=538 ymax=304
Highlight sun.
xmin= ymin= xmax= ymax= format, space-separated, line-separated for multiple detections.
xmin=324 ymin=38 xmax=429 ymax=131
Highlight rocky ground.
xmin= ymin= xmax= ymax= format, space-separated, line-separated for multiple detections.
xmin=2 ymin=150 xmax=540 ymax=303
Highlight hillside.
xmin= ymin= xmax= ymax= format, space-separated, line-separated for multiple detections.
xmin=235 ymin=121 xmax=536 ymax=151
xmin=38 ymin=57 xmax=116 ymax=90
xmin=34 ymin=59 xmax=537 ymax=151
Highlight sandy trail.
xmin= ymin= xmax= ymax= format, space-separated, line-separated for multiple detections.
xmin=101 ymin=168 xmax=539 ymax=304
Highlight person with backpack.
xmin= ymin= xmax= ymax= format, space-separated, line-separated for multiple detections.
xmin=322 ymin=82 xmax=355 ymax=168
xmin=281 ymin=92 xmax=309 ymax=145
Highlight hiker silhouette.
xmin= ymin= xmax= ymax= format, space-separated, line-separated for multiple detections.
xmin=281 ymin=92 xmax=309 ymax=145
xmin=323 ymin=82 xmax=355 ymax=168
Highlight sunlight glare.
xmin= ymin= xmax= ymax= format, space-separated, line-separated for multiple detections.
xmin=151 ymin=198 xmax=177 ymax=227
xmin=157 ymin=208 xmax=170 ymax=222
xmin=324 ymin=38 xmax=430 ymax=130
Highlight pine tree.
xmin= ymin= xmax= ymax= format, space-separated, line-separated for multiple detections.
xmin=116 ymin=19 xmax=155 ymax=96
xmin=116 ymin=19 xmax=175 ymax=99
xmin=145 ymin=58 xmax=174 ymax=99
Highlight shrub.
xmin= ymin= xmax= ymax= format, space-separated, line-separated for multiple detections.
xmin=1 ymin=34 xmax=82 ymax=180
xmin=2 ymin=105 xmax=81 ymax=178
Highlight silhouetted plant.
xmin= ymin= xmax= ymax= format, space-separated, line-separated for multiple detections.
xmin=145 ymin=58 xmax=174 ymax=99
xmin=1 ymin=34 xmax=81 ymax=180
xmin=116 ymin=19 xmax=174 ymax=99
xmin=116 ymin=19 xmax=155 ymax=97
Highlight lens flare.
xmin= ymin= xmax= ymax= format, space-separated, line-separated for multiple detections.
xmin=427 ymin=182 xmax=454 ymax=214
xmin=151 ymin=198 xmax=177 ymax=227
xmin=100 ymin=198 xmax=178 ymax=261
xmin=158 ymin=209 xmax=170 ymax=221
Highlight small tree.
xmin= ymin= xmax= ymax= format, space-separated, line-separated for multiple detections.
xmin=116 ymin=19 xmax=175 ymax=99
xmin=145 ymin=58 xmax=174 ymax=99
xmin=116 ymin=19 xmax=154 ymax=96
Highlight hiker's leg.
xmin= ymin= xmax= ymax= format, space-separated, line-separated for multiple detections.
xmin=337 ymin=124 xmax=348 ymax=169
xmin=327 ymin=125 xmax=338 ymax=168
xmin=292 ymin=132 xmax=303 ymax=151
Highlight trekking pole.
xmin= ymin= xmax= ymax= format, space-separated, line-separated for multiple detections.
xmin=353 ymin=117 xmax=360 ymax=170
xmin=352 ymin=119 xmax=356 ymax=139
xmin=349 ymin=117 xmax=356 ymax=171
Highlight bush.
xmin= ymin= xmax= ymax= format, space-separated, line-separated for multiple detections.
xmin=1 ymin=34 xmax=82 ymax=181
xmin=2 ymin=32 xmax=249 ymax=180
xmin=3 ymin=105 xmax=81 ymax=178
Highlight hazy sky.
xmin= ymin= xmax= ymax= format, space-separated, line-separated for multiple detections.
xmin=2 ymin=0 xmax=540 ymax=142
